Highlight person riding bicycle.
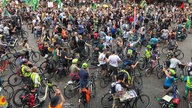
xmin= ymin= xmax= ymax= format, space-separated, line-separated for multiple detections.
xmin=69 ymin=58 xmax=80 ymax=82
xmin=21 ymin=59 xmax=32 ymax=85
xmin=118 ymin=69 xmax=132 ymax=88
xmin=163 ymin=68 xmax=176 ymax=95
xmin=167 ymin=36 xmax=178 ymax=51
xmin=98 ymin=49 xmax=107 ymax=76
xmin=151 ymin=50 xmax=160 ymax=68
xmin=108 ymin=51 xmax=122 ymax=81
xmin=126 ymin=43 xmax=137 ymax=61
xmin=169 ymin=55 xmax=183 ymax=71
xmin=30 ymin=66 xmax=41 ymax=97
xmin=79 ymin=63 xmax=89 ymax=90
xmin=183 ymin=72 xmax=192 ymax=100
xmin=74 ymin=35 xmax=91 ymax=59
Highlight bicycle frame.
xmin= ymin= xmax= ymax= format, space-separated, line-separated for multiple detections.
xmin=0 ymin=59 xmax=10 ymax=72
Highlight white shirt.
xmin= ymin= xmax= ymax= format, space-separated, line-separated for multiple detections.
xmin=115 ymin=82 xmax=123 ymax=93
xmin=169 ymin=58 xmax=181 ymax=69
xmin=98 ymin=53 xmax=106 ymax=65
xmin=3 ymin=26 xmax=9 ymax=35
xmin=108 ymin=54 xmax=121 ymax=67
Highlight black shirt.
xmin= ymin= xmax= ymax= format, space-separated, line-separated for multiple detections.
xmin=77 ymin=40 xmax=85 ymax=48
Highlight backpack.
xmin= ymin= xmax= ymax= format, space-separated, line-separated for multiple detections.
xmin=110 ymin=82 xmax=120 ymax=94
xmin=61 ymin=29 xmax=67 ymax=39
xmin=81 ymin=88 xmax=91 ymax=104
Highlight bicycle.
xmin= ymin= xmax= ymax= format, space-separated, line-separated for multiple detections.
xmin=162 ymin=46 xmax=184 ymax=60
xmin=101 ymin=88 xmax=150 ymax=108
xmin=0 ymin=53 xmax=16 ymax=74
xmin=145 ymin=58 xmax=163 ymax=77
xmin=12 ymin=78 xmax=57 ymax=107
xmin=64 ymin=79 xmax=80 ymax=99
xmin=0 ymin=78 xmax=14 ymax=101
xmin=155 ymin=78 xmax=180 ymax=108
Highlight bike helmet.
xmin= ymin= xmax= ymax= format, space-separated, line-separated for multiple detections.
xmin=82 ymin=63 xmax=88 ymax=69
xmin=22 ymin=59 xmax=28 ymax=64
xmin=146 ymin=45 xmax=152 ymax=49
xmin=72 ymin=59 xmax=78 ymax=64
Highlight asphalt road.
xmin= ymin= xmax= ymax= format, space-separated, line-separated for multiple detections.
xmin=2 ymin=24 xmax=192 ymax=108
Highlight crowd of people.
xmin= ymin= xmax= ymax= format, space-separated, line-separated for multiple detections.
xmin=0 ymin=0 xmax=192 ymax=107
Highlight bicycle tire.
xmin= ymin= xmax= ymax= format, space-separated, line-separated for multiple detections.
xmin=8 ymin=73 xmax=22 ymax=86
xmin=63 ymin=83 xmax=77 ymax=99
xmin=27 ymin=23 xmax=32 ymax=30
xmin=8 ymin=62 xmax=17 ymax=73
xmin=101 ymin=93 xmax=113 ymax=108
xmin=13 ymin=88 xmax=30 ymax=107
xmin=138 ymin=58 xmax=147 ymax=71
xmin=99 ymin=78 xmax=110 ymax=88
xmin=1 ymin=84 xmax=14 ymax=101
xmin=135 ymin=94 xmax=150 ymax=108
xmin=133 ymin=76 xmax=143 ymax=89
xmin=90 ymin=82 xmax=96 ymax=98
xmin=156 ymin=65 xmax=163 ymax=73
xmin=161 ymin=47 xmax=168 ymax=55
xmin=157 ymin=71 xmax=165 ymax=79
xmin=31 ymin=51 xmax=41 ymax=63
xmin=174 ymin=49 xmax=184 ymax=60
xmin=54 ymin=71 xmax=64 ymax=82
xmin=41 ymin=68 xmax=55 ymax=79
xmin=145 ymin=68 xmax=152 ymax=77
xmin=49 ymin=85 xmax=57 ymax=99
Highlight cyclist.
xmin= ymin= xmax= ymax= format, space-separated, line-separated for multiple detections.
xmin=79 ymin=63 xmax=89 ymax=91
xmin=30 ymin=66 xmax=41 ymax=97
xmin=183 ymin=73 xmax=192 ymax=100
xmin=20 ymin=39 xmax=31 ymax=60
xmin=21 ymin=59 xmax=32 ymax=85
xmin=126 ymin=43 xmax=137 ymax=61
xmin=163 ymin=68 xmax=176 ymax=95
xmin=98 ymin=49 xmax=107 ymax=76
xmin=169 ymin=55 xmax=183 ymax=71
xmin=49 ymin=88 xmax=65 ymax=108
xmin=118 ymin=69 xmax=132 ymax=88
xmin=108 ymin=51 xmax=122 ymax=81
xmin=112 ymin=73 xmax=126 ymax=108
xmin=151 ymin=50 xmax=160 ymax=68
xmin=69 ymin=59 xmax=80 ymax=82
xmin=167 ymin=36 xmax=178 ymax=51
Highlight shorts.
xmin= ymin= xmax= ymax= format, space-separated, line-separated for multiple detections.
xmin=100 ymin=64 xmax=107 ymax=70
xmin=109 ymin=65 xmax=118 ymax=75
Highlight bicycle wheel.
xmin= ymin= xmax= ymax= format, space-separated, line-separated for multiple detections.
xmin=8 ymin=73 xmax=22 ymax=86
xmin=90 ymin=82 xmax=96 ymax=98
xmin=27 ymin=23 xmax=32 ymax=30
xmin=174 ymin=49 xmax=184 ymax=60
xmin=157 ymin=71 xmax=165 ymax=79
xmin=31 ymin=51 xmax=41 ymax=63
xmin=145 ymin=68 xmax=152 ymax=77
xmin=42 ymin=68 xmax=55 ymax=79
xmin=135 ymin=94 xmax=150 ymax=108
xmin=156 ymin=65 xmax=163 ymax=73
xmin=54 ymin=71 xmax=65 ymax=82
xmin=1 ymin=85 xmax=14 ymax=101
xmin=133 ymin=76 xmax=143 ymax=89
xmin=138 ymin=58 xmax=147 ymax=71
xmin=161 ymin=47 xmax=169 ymax=55
xmin=101 ymin=93 xmax=113 ymax=108
xmin=49 ymin=85 xmax=57 ymax=99
xmin=64 ymin=83 xmax=77 ymax=99
xmin=99 ymin=78 xmax=110 ymax=88
xmin=8 ymin=62 xmax=17 ymax=73
xmin=13 ymin=88 xmax=30 ymax=107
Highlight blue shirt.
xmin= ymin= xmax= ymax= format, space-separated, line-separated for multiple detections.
xmin=79 ymin=69 xmax=89 ymax=88
xmin=150 ymin=38 xmax=158 ymax=45
xmin=164 ymin=76 xmax=174 ymax=87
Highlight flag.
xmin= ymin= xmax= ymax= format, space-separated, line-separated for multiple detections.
xmin=139 ymin=0 xmax=147 ymax=8
xmin=32 ymin=0 xmax=39 ymax=11
xmin=93 ymin=3 xmax=97 ymax=11
xmin=134 ymin=7 xmax=137 ymax=30
xmin=186 ymin=18 xmax=191 ymax=29
xmin=180 ymin=2 xmax=184 ymax=9
xmin=2 ymin=0 xmax=7 ymax=7
xmin=2 ymin=8 xmax=10 ymax=17
xmin=56 ymin=0 xmax=62 ymax=10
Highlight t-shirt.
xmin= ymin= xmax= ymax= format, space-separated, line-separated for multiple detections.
xmin=108 ymin=54 xmax=121 ymax=67
xmin=169 ymin=58 xmax=181 ymax=69
xmin=79 ymin=69 xmax=89 ymax=88
xmin=164 ymin=76 xmax=174 ymax=87
xmin=77 ymin=40 xmax=85 ymax=48
xmin=98 ymin=53 xmax=106 ymax=65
